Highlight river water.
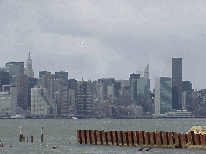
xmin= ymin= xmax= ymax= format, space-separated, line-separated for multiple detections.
xmin=0 ymin=118 xmax=206 ymax=154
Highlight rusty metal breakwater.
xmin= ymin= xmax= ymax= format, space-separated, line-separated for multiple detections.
xmin=77 ymin=130 xmax=206 ymax=148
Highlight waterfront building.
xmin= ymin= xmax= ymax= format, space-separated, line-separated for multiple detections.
xmin=0 ymin=87 xmax=17 ymax=117
xmin=10 ymin=87 xmax=17 ymax=116
xmin=155 ymin=77 xmax=172 ymax=115
xmin=76 ymin=79 xmax=94 ymax=117
xmin=60 ymin=87 xmax=76 ymax=116
xmin=172 ymin=58 xmax=182 ymax=110
xmin=0 ymin=92 xmax=11 ymax=116
xmin=182 ymin=81 xmax=194 ymax=111
xmin=31 ymin=87 xmax=50 ymax=116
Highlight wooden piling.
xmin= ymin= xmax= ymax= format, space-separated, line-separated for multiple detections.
xmin=128 ymin=131 xmax=133 ymax=146
xmin=144 ymin=131 xmax=149 ymax=145
xmin=96 ymin=130 xmax=101 ymax=145
xmin=162 ymin=132 xmax=168 ymax=145
xmin=155 ymin=131 xmax=162 ymax=145
xmin=41 ymin=127 xmax=43 ymax=142
xmin=91 ymin=130 xmax=95 ymax=145
xmin=187 ymin=131 xmax=194 ymax=145
xmin=122 ymin=131 xmax=127 ymax=145
xmin=86 ymin=130 xmax=90 ymax=144
xmin=139 ymin=131 xmax=145 ymax=145
xmin=168 ymin=132 xmax=174 ymax=145
xmin=77 ymin=129 xmax=206 ymax=149
xmin=180 ymin=133 xmax=187 ymax=148
xmin=19 ymin=133 xmax=25 ymax=142
xmin=101 ymin=130 xmax=106 ymax=145
xmin=149 ymin=132 xmax=155 ymax=145
xmin=174 ymin=133 xmax=181 ymax=148
xmin=200 ymin=134 xmax=206 ymax=145
xmin=194 ymin=133 xmax=201 ymax=145
xmin=107 ymin=131 xmax=112 ymax=145
xmin=31 ymin=135 xmax=34 ymax=142
xmin=133 ymin=131 xmax=138 ymax=146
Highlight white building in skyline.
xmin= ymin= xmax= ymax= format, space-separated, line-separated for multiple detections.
xmin=155 ymin=77 xmax=172 ymax=116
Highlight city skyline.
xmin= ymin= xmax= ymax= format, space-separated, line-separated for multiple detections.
xmin=1 ymin=0 xmax=206 ymax=90
xmin=0 ymin=51 xmax=200 ymax=91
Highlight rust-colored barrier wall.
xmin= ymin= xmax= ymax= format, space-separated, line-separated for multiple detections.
xmin=77 ymin=130 xmax=205 ymax=148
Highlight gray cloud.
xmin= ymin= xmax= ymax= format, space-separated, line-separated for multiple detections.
xmin=1 ymin=0 xmax=206 ymax=90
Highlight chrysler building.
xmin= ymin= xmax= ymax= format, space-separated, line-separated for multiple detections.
xmin=25 ymin=51 xmax=34 ymax=78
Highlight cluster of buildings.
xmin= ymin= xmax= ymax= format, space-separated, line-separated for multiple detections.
xmin=0 ymin=53 xmax=205 ymax=119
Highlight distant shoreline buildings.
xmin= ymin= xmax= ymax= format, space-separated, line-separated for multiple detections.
xmin=0 ymin=52 xmax=205 ymax=119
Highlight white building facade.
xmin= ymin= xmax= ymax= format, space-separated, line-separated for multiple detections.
xmin=31 ymin=87 xmax=50 ymax=116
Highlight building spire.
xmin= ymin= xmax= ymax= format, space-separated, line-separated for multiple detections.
xmin=25 ymin=49 xmax=34 ymax=78
xmin=28 ymin=50 xmax=31 ymax=59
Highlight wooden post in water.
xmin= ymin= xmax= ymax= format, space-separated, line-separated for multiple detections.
xmin=31 ymin=135 xmax=33 ymax=142
xmin=19 ymin=126 xmax=25 ymax=142
xmin=41 ymin=127 xmax=43 ymax=142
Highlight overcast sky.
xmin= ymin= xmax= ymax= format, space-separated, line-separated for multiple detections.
xmin=1 ymin=0 xmax=206 ymax=90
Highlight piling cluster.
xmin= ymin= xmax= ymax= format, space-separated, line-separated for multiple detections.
xmin=19 ymin=126 xmax=43 ymax=143
xmin=77 ymin=130 xmax=206 ymax=148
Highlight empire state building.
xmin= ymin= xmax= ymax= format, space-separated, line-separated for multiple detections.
xmin=25 ymin=51 xmax=34 ymax=78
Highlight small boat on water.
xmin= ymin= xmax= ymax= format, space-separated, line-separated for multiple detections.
xmin=72 ymin=117 xmax=77 ymax=119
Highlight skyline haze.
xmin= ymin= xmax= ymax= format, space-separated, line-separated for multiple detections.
xmin=1 ymin=0 xmax=206 ymax=90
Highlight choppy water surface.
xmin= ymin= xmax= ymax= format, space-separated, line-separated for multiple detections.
xmin=0 ymin=118 xmax=206 ymax=154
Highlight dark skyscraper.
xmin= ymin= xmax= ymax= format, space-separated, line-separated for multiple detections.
xmin=172 ymin=58 xmax=182 ymax=110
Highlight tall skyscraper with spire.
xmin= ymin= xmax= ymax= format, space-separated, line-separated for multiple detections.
xmin=25 ymin=51 xmax=34 ymax=78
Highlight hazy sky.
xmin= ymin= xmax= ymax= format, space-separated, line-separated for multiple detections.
xmin=1 ymin=0 xmax=206 ymax=90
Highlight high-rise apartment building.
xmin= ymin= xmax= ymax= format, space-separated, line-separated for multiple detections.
xmin=155 ymin=77 xmax=172 ymax=115
xmin=76 ymin=80 xmax=93 ymax=118
xmin=31 ymin=87 xmax=50 ymax=116
xmin=172 ymin=58 xmax=182 ymax=110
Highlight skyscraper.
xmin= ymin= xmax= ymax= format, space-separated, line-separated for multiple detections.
xmin=129 ymin=73 xmax=150 ymax=112
xmin=76 ymin=80 xmax=93 ymax=118
xmin=155 ymin=77 xmax=172 ymax=115
xmin=136 ymin=63 xmax=149 ymax=79
xmin=172 ymin=58 xmax=182 ymax=110
xmin=129 ymin=73 xmax=140 ymax=103
xmin=25 ymin=51 xmax=34 ymax=78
